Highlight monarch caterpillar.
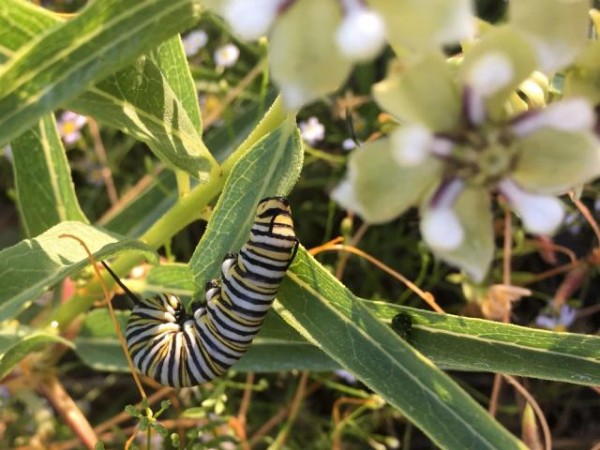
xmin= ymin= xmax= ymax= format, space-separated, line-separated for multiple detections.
xmin=102 ymin=197 xmax=298 ymax=387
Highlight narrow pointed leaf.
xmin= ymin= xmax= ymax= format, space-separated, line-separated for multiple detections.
xmin=365 ymin=302 xmax=600 ymax=386
xmin=11 ymin=114 xmax=88 ymax=237
xmin=277 ymin=248 xmax=527 ymax=449
xmin=151 ymin=36 xmax=203 ymax=133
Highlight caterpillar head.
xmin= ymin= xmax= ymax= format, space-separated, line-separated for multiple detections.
xmin=254 ymin=196 xmax=296 ymax=240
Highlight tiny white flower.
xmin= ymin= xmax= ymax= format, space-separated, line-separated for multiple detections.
xmin=183 ymin=30 xmax=208 ymax=56
xmin=335 ymin=7 xmax=386 ymax=62
xmin=390 ymin=124 xmax=433 ymax=166
xmin=499 ymin=178 xmax=565 ymax=235
xmin=299 ymin=117 xmax=325 ymax=145
xmin=224 ymin=0 xmax=281 ymax=40
xmin=535 ymin=304 xmax=577 ymax=331
xmin=511 ymin=97 xmax=595 ymax=137
xmin=214 ymin=43 xmax=240 ymax=68
xmin=57 ymin=111 xmax=87 ymax=145
xmin=342 ymin=138 xmax=357 ymax=151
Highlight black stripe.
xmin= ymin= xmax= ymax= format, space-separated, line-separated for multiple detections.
xmin=183 ymin=331 xmax=214 ymax=383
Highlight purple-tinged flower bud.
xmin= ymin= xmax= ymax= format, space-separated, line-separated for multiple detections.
xmin=510 ymin=97 xmax=595 ymax=137
xmin=463 ymin=52 xmax=514 ymax=125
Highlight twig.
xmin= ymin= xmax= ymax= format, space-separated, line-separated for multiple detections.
xmin=88 ymin=118 xmax=119 ymax=205
xmin=503 ymin=375 xmax=552 ymax=450
xmin=38 ymin=376 xmax=98 ymax=449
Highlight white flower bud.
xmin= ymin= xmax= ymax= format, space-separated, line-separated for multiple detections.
xmin=214 ymin=43 xmax=240 ymax=68
xmin=223 ymin=0 xmax=281 ymax=40
xmin=390 ymin=125 xmax=433 ymax=166
xmin=511 ymin=97 xmax=595 ymax=137
xmin=335 ymin=8 xmax=386 ymax=62
xmin=499 ymin=178 xmax=565 ymax=235
xmin=422 ymin=207 xmax=464 ymax=251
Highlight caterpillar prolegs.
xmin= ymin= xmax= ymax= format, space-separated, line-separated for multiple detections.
xmin=103 ymin=197 xmax=298 ymax=388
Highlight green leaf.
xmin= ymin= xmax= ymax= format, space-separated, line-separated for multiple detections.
xmin=277 ymin=247 xmax=527 ymax=449
xmin=0 ymin=1 xmax=57 ymax=64
xmin=0 ymin=1 xmax=217 ymax=181
xmin=189 ymin=118 xmax=303 ymax=291
xmin=365 ymin=302 xmax=600 ymax=386
xmin=0 ymin=0 xmax=203 ymax=148
xmin=68 ymin=57 xmax=216 ymax=181
xmin=11 ymin=114 xmax=89 ymax=237
xmin=151 ymin=36 xmax=203 ymax=133
xmin=0 ymin=222 xmax=156 ymax=321
xmin=0 ymin=323 xmax=73 ymax=380
xmin=74 ymin=310 xmax=129 ymax=373
xmin=0 ymin=0 xmax=217 ymax=180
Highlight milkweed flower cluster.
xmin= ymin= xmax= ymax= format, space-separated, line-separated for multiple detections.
xmin=332 ymin=21 xmax=600 ymax=281
xmin=205 ymin=0 xmax=474 ymax=108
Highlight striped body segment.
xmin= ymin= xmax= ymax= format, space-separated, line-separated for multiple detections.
xmin=124 ymin=197 xmax=298 ymax=387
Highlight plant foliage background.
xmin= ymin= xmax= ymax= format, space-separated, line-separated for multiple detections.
xmin=0 ymin=0 xmax=599 ymax=449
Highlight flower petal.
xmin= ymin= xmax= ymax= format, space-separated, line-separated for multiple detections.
xmin=269 ymin=0 xmax=352 ymax=109
xmin=509 ymin=0 xmax=589 ymax=72
xmin=335 ymin=8 xmax=387 ymax=62
xmin=369 ymin=0 xmax=474 ymax=50
xmin=373 ymin=52 xmax=461 ymax=131
xmin=499 ymin=179 xmax=565 ymax=235
xmin=513 ymin=129 xmax=600 ymax=195
xmin=460 ymin=26 xmax=537 ymax=120
xmin=564 ymin=41 xmax=600 ymax=105
xmin=332 ymin=138 xmax=442 ymax=223
xmin=421 ymin=187 xmax=494 ymax=282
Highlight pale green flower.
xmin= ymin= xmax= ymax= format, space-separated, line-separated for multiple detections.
xmin=209 ymin=0 xmax=474 ymax=108
xmin=333 ymin=28 xmax=600 ymax=281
